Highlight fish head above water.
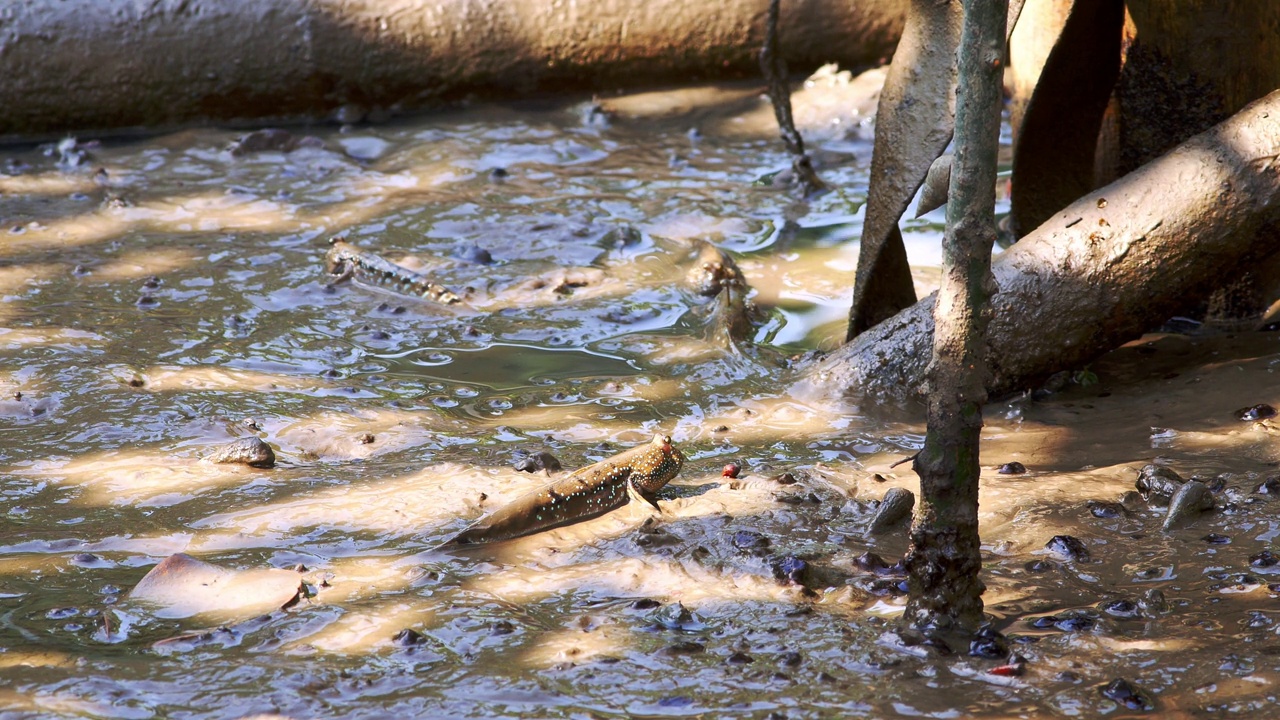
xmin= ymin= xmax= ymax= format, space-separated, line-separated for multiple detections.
xmin=630 ymin=433 xmax=685 ymax=493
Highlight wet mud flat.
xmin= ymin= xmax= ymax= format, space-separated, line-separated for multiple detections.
xmin=1 ymin=79 xmax=1279 ymax=718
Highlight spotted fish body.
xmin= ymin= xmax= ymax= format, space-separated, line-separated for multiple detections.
xmin=325 ymin=237 xmax=461 ymax=305
xmin=446 ymin=434 xmax=685 ymax=546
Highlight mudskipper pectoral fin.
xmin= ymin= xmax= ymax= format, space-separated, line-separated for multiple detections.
xmin=628 ymin=478 xmax=664 ymax=513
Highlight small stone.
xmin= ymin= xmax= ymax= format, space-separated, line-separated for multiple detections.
xmin=968 ymin=627 xmax=1009 ymax=659
xmin=1099 ymin=599 xmax=1141 ymax=619
xmin=727 ymin=651 xmax=755 ymax=664
xmin=867 ymin=487 xmax=914 ymax=534
xmin=1162 ymin=480 xmax=1214 ymax=531
xmin=454 ymin=244 xmax=494 ymax=265
xmin=629 ymin=599 xmax=661 ymax=610
xmin=1235 ymin=404 xmax=1277 ymax=421
xmin=1254 ymin=476 xmax=1280 ymax=495
xmin=778 ymin=650 xmax=802 ymax=667
xmin=997 ymin=462 xmax=1026 ymax=475
xmin=658 ymin=641 xmax=705 ymax=656
xmin=1045 ymin=534 xmax=1090 ymax=561
xmin=392 ymin=629 xmax=425 ymax=646
xmin=513 ymin=450 xmax=562 ymax=473
xmin=1100 ymin=678 xmax=1155 ymax=711
xmin=356 ymin=433 xmax=375 ymax=444
xmin=1136 ymin=464 xmax=1184 ymax=499
xmin=770 ymin=472 xmax=799 ymax=485
xmin=1087 ymin=500 xmax=1126 ymax=518
xmin=1202 ymin=533 xmax=1231 ymax=544
xmin=732 ymin=530 xmax=771 ymax=552
xmin=722 ymin=462 xmax=741 ymax=479
xmin=770 ymin=556 xmax=809 ymax=586
xmin=1250 ymin=550 xmax=1279 ymax=568
xmin=489 ymin=620 xmax=517 ymax=635
xmin=204 ymin=436 xmax=275 ymax=468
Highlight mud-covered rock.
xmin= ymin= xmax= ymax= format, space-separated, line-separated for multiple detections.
xmin=867 ymin=487 xmax=914 ymax=534
xmin=203 ymin=436 xmax=275 ymax=468
xmin=1136 ymin=464 xmax=1184 ymax=500
xmin=1162 ymin=480 xmax=1214 ymax=531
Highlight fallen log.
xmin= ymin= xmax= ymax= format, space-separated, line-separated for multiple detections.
xmin=795 ymin=89 xmax=1280 ymax=407
xmin=0 ymin=0 xmax=905 ymax=140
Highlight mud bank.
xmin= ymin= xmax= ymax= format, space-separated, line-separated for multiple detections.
xmin=0 ymin=0 xmax=904 ymax=141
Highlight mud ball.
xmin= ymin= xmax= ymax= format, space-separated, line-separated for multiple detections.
xmin=997 ymin=462 xmax=1026 ymax=475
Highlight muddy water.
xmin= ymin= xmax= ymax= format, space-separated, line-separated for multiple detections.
xmin=2 ymin=81 xmax=1279 ymax=719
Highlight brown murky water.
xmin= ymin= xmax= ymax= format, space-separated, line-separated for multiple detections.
xmin=3 ymin=78 xmax=1280 ymax=719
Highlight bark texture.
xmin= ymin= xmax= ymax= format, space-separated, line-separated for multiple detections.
xmin=902 ymin=0 xmax=1006 ymax=630
xmin=795 ymin=89 xmax=1280 ymax=407
xmin=0 ymin=0 xmax=907 ymax=140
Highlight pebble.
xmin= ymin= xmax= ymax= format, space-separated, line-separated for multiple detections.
xmin=392 ymin=629 xmax=425 ymax=646
xmin=1100 ymin=678 xmax=1155 ymax=711
xmin=1045 ymin=534 xmax=1090 ymax=561
xmin=997 ymin=462 xmax=1026 ymax=475
xmin=1235 ymin=403 xmax=1277 ymax=421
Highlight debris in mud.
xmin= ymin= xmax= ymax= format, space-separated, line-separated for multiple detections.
xmin=203 ymin=436 xmax=276 ymax=468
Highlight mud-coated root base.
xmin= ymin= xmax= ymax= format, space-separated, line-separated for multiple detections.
xmin=903 ymin=522 xmax=985 ymax=630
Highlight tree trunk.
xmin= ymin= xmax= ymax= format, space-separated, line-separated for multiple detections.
xmin=901 ymin=0 xmax=1006 ymax=631
xmin=794 ymin=89 xmax=1280 ymax=406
